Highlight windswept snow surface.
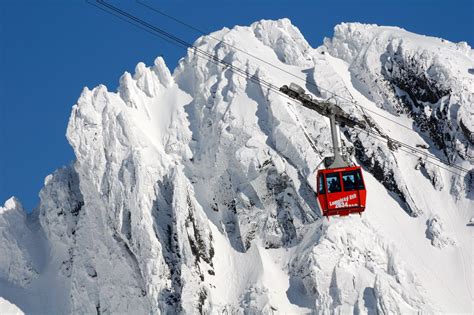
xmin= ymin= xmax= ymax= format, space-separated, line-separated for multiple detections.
xmin=1 ymin=19 xmax=472 ymax=314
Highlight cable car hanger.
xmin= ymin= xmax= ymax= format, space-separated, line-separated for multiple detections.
xmin=280 ymin=83 xmax=367 ymax=217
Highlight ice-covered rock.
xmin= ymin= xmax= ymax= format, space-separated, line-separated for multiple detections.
xmin=415 ymin=157 xmax=444 ymax=191
xmin=0 ymin=198 xmax=37 ymax=287
xmin=252 ymin=18 xmax=313 ymax=67
xmin=426 ymin=216 xmax=455 ymax=248
xmin=290 ymin=219 xmax=431 ymax=314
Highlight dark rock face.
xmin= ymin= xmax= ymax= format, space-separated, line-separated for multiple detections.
xmin=381 ymin=50 xmax=451 ymax=105
xmin=380 ymin=50 xmax=460 ymax=161
xmin=379 ymin=44 xmax=472 ymax=165
xmin=351 ymin=136 xmax=420 ymax=217
xmin=459 ymin=119 xmax=474 ymax=145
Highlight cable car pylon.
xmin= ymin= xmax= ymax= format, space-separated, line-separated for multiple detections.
xmin=280 ymin=83 xmax=367 ymax=217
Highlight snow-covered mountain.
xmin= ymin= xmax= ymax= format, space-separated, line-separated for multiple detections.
xmin=1 ymin=19 xmax=472 ymax=314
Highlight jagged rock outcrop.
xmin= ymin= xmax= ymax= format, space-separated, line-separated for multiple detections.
xmin=0 ymin=198 xmax=38 ymax=287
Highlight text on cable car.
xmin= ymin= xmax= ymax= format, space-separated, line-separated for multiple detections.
xmin=329 ymin=193 xmax=358 ymax=208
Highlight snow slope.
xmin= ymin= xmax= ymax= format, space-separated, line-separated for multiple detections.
xmin=1 ymin=19 xmax=472 ymax=314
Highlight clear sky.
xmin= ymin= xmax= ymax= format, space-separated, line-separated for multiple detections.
xmin=1 ymin=0 xmax=473 ymax=211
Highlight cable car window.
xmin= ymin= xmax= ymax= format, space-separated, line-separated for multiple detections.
xmin=342 ymin=170 xmax=365 ymax=191
xmin=355 ymin=169 xmax=365 ymax=190
xmin=318 ymin=175 xmax=325 ymax=195
xmin=342 ymin=172 xmax=356 ymax=191
xmin=326 ymin=173 xmax=341 ymax=193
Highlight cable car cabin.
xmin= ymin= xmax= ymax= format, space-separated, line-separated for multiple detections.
xmin=316 ymin=166 xmax=366 ymax=217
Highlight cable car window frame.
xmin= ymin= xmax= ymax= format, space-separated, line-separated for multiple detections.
xmin=318 ymin=174 xmax=326 ymax=195
xmin=355 ymin=169 xmax=365 ymax=190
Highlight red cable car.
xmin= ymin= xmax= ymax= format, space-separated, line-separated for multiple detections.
xmin=316 ymin=166 xmax=367 ymax=217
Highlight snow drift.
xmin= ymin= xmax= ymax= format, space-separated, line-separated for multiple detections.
xmin=1 ymin=19 xmax=472 ymax=314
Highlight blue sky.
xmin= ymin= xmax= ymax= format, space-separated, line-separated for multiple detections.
xmin=1 ymin=0 xmax=473 ymax=210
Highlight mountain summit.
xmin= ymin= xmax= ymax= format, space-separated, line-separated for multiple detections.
xmin=1 ymin=19 xmax=472 ymax=314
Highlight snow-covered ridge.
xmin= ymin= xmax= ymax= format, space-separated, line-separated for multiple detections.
xmin=325 ymin=22 xmax=474 ymax=160
xmin=0 ymin=19 xmax=472 ymax=314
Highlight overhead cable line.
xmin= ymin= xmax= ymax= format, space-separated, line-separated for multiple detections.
xmin=87 ymin=0 xmax=470 ymax=176
xmin=86 ymin=0 xmax=180 ymax=48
